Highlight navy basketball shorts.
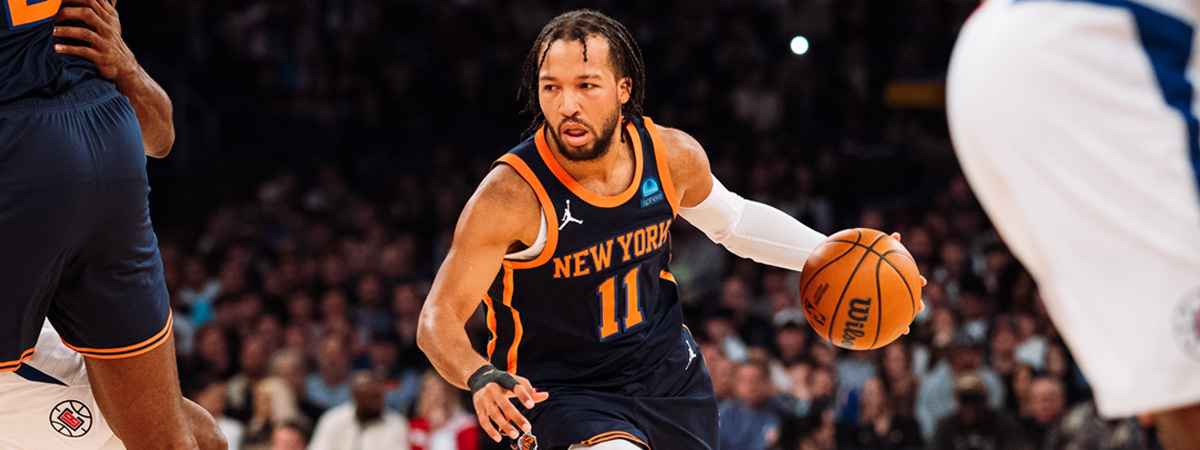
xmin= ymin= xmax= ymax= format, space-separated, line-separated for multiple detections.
xmin=0 ymin=78 xmax=171 ymax=373
xmin=520 ymin=329 xmax=719 ymax=450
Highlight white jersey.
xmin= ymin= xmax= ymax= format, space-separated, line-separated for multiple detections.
xmin=0 ymin=322 xmax=122 ymax=449
xmin=948 ymin=0 xmax=1200 ymax=417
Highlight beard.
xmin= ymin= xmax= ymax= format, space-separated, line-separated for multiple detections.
xmin=548 ymin=110 xmax=622 ymax=162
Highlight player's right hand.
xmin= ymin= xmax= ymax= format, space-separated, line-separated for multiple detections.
xmin=471 ymin=370 xmax=550 ymax=442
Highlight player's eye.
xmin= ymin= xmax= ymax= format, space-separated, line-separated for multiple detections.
xmin=580 ymin=83 xmax=595 ymax=89
xmin=542 ymin=85 xmax=558 ymax=92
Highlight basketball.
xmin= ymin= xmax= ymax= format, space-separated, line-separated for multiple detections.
xmin=800 ymin=228 xmax=922 ymax=350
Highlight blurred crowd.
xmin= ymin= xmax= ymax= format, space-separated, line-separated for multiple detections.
xmin=107 ymin=0 xmax=1167 ymax=449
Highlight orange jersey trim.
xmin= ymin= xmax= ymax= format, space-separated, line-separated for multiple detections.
xmin=496 ymin=153 xmax=560 ymax=270
xmin=534 ymin=122 xmax=644 ymax=208
xmin=484 ymin=294 xmax=498 ymax=360
xmin=502 ymin=262 xmax=523 ymax=374
xmin=63 ymin=312 xmax=174 ymax=359
xmin=581 ymin=431 xmax=650 ymax=449
xmin=0 ymin=347 xmax=36 ymax=373
xmin=659 ymin=269 xmax=676 ymax=284
xmin=643 ymin=117 xmax=679 ymax=216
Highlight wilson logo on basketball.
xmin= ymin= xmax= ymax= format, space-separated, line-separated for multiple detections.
xmin=840 ymin=297 xmax=871 ymax=348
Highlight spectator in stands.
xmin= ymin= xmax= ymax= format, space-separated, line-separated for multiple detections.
xmin=916 ymin=332 xmax=1006 ymax=439
xmin=242 ymin=377 xmax=307 ymax=450
xmin=268 ymin=349 xmax=325 ymax=424
xmin=836 ymin=378 xmax=921 ymax=450
xmin=409 ymin=370 xmax=478 ymax=450
xmin=306 ymin=334 xmax=352 ymax=409
xmin=1043 ymin=400 xmax=1152 ymax=450
xmin=720 ymin=361 xmax=783 ymax=450
xmin=1020 ymin=377 xmax=1066 ymax=447
xmin=929 ymin=372 xmax=1026 ymax=450
xmin=879 ymin=340 xmax=919 ymax=419
xmin=309 ymin=371 xmax=409 ymax=450
xmin=269 ymin=421 xmax=311 ymax=450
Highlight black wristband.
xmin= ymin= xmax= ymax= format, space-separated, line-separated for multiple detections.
xmin=468 ymin=364 xmax=520 ymax=394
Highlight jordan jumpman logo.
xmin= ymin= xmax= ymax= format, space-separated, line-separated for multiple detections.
xmin=559 ymin=199 xmax=583 ymax=230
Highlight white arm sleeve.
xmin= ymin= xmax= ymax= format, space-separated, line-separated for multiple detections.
xmin=679 ymin=175 xmax=827 ymax=272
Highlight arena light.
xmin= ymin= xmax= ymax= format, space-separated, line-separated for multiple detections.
xmin=790 ymin=36 xmax=810 ymax=55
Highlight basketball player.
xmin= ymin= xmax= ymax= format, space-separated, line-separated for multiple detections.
xmin=419 ymin=10 xmax=842 ymax=450
xmin=0 ymin=322 xmax=226 ymax=449
xmin=1 ymin=0 xmax=220 ymax=448
xmin=947 ymin=0 xmax=1200 ymax=447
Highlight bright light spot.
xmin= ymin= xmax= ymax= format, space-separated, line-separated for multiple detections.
xmin=790 ymin=36 xmax=809 ymax=55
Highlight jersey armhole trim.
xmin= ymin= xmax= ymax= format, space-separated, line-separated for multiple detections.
xmin=61 ymin=311 xmax=173 ymax=359
xmin=495 ymin=154 xmax=559 ymax=269
xmin=643 ymin=117 xmax=679 ymax=216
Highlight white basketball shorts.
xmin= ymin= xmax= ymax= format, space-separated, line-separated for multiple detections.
xmin=948 ymin=0 xmax=1200 ymax=417
xmin=0 ymin=322 xmax=121 ymax=449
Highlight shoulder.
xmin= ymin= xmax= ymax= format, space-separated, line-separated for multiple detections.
xmin=477 ymin=162 xmax=538 ymax=207
xmin=655 ymin=125 xmax=709 ymax=178
xmin=460 ymin=161 xmax=541 ymax=243
xmin=650 ymin=123 xmax=713 ymax=207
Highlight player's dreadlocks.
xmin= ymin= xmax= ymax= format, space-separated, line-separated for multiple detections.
xmin=520 ymin=10 xmax=646 ymax=139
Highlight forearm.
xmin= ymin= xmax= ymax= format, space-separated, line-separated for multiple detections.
xmin=417 ymin=310 xmax=492 ymax=391
xmin=680 ymin=175 xmax=827 ymax=272
xmin=113 ymin=66 xmax=174 ymax=158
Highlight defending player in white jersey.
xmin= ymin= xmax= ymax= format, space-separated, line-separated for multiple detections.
xmin=0 ymin=322 xmax=226 ymax=449
xmin=947 ymin=0 xmax=1200 ymax=446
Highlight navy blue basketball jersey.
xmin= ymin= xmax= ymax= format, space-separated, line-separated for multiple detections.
xmin=486 ymin=116 xmax=689 ymax=394
xmin=1 ymin=0 xmax=100 ymax=104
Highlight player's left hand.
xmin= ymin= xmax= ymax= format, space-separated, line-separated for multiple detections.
xmin=891 ymin=232 xmax=927 ymax=335
xmin=52 ymin=0 xmax=138 ymax=82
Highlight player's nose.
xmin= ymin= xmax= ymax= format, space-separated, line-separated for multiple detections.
xmin=558 ymin=89 xmax=582 ymax=117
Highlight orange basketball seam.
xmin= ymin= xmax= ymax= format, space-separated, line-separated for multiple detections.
xmin=872 ymin=254 xmax=885 ymax=349
xmin=800 ymin=229 xmax=862 ymax=297
xmin=878 ymin=250 xmax=919 ymax=322
xmin=826 ymin=231 xmax=887 ymax=347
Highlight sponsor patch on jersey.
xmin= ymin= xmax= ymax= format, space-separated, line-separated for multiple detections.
xmin=1171 ymin=288 xmax=1200 ymax=361
xmin=641 ymin=177 xmax=664 ymax=208
xmin=49 ymin=400 xmax=92 ymax=437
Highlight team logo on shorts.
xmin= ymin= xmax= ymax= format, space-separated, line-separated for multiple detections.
xmin=1171 ymin=288 xmax=1200 ymax=361
xmin=511 ymin=431 xmax=538 ymax=450
xmin=49 ymin=400 xmax=92 ymax=437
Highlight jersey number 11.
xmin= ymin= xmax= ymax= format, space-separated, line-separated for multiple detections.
xmin=5 ymin=0 xmax=61 ymax=30
xmin=597 ymin=266 xmax=644 ymax=341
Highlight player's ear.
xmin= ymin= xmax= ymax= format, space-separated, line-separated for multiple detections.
xmin=618 ymin=77 xmax=631 ymax=105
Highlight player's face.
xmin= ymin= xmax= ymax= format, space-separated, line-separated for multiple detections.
xmin=538 ymin=36 xmax=632 ymax=161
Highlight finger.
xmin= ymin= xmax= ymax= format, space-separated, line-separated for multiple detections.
xmin=919 ymin=275 xmax=928 ymax=287
xmin=474 ymin=400 xmax=502 ymax=442
xmin=487 ymin=398 xmax=520 ymax=440
xmin=891 ymin=232 xmax=902 ymax=242
xmin=918 ymin=299 xmax=926 ymax=312
xmin=903 ymin=326 xmax=910 ymax=335
xmin=532 ymin=389 xmax=550 ymax=403
xmin=53 ymin=26 xmax=103 ymax=48
xmin=512 ymin=381 xmax=536 ymax=409
xmin=54 ymin=44 xmax=101 ymax=62
xmin=55 ymin=6 xmax=104 ymax=30
xmin=498 ymin=396 xmax=532 ymax=434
